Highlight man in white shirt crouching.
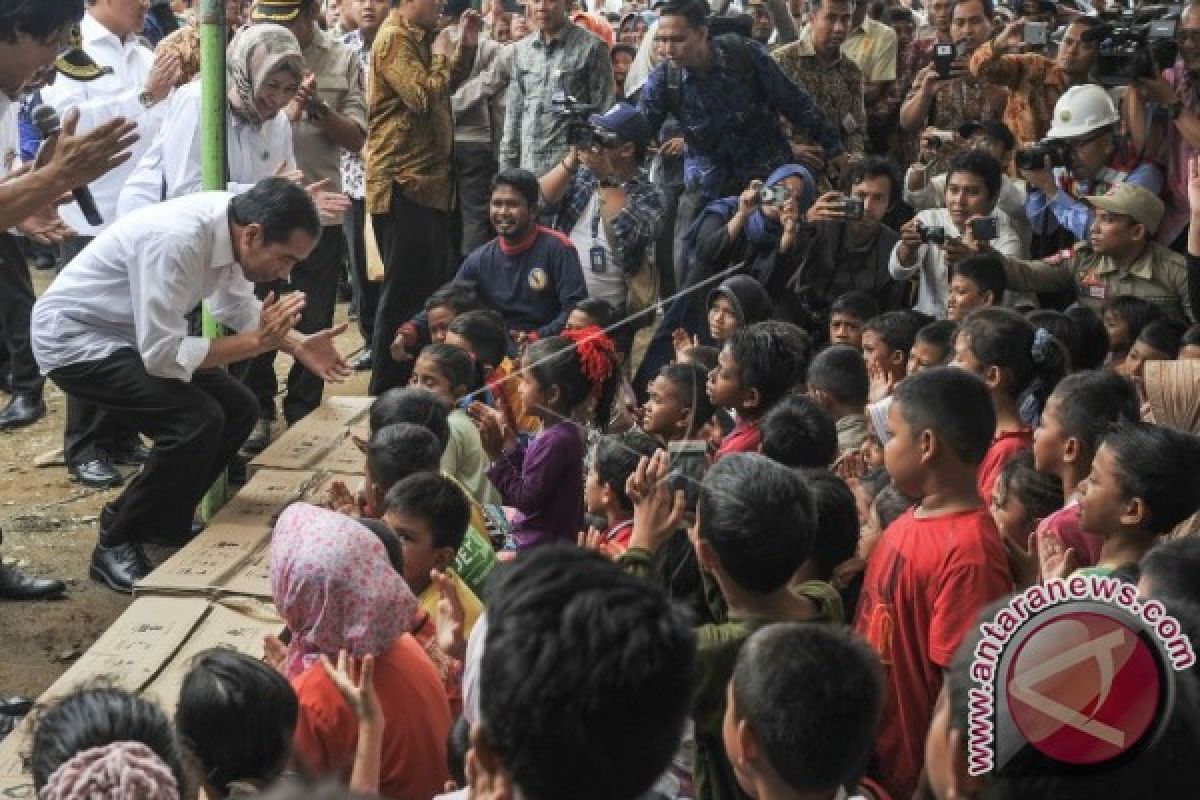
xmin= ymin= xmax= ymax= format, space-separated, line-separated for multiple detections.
xmin=31 ymin=177 xmax=351 ymax=593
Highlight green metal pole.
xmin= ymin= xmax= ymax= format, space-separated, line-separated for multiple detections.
xmin=200 ymin=0 xmax=229 ymax=520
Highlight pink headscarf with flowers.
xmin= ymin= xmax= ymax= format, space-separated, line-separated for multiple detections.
xmin=270 ymin=502 xmax=418 ymax=679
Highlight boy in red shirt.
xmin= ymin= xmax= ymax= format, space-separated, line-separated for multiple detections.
xmin=584 ymin=430 xmax=659 ymax=556
xmin=853 ymin=367 xmax=1013 ymax=800
xmin=708 ymin=321 xmax=811 ymax=459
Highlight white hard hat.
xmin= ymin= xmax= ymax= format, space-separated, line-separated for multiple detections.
xmin=1046 ymin=84 xmax=1120 ymax=140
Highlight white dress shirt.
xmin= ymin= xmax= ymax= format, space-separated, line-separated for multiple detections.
xmin=32 ymin=192 xmax=262 ymax=383
xmin=888 ymin=207 xmax=1026 ymax=318
xmin=39 ymin=12 xmax=165 ymax=234
xmin=117 ymin=81 xmax=296 ymax=217
xmin=903 ymin=170 xmax=1032 ymax=256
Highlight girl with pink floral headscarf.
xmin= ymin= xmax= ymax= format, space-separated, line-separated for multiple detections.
xmin=269 ymin=502 xmax=453 ymax=797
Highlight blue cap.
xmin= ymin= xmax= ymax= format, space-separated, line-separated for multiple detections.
xmin=588 ymin=102 xmax=653 ymax=147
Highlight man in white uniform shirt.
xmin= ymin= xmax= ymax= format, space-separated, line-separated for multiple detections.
xmin=32 ymin=178 xmax=352 ymax=593
xmin=40 ymin=0 xmax=183 ymax=489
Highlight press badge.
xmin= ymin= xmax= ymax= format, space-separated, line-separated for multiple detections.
xmin=590 ymin=246 xmax=608 ymax=274
xmin=1079 ymin=272 xmax=1107 ymax=301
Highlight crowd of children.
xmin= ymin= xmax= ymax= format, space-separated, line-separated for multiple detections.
xmin=21 ymin=272 xmax=1200 ymax=800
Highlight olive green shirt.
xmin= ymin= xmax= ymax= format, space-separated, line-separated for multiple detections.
xmin=1002 ymin=241 xmax=1194 ymax=324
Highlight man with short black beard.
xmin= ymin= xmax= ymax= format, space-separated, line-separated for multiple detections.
xmin=435 ymin=168 xmax=588 ymax=344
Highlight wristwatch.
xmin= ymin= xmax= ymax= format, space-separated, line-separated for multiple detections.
xmin=138 ymin=90 xmax=157 ymax=109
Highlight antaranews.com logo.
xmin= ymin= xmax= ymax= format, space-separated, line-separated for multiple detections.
xmin=967 ymin=574 xmax=1195 ymax=775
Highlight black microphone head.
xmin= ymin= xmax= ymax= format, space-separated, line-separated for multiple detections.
xmin=31 ymin=104 xmax=61 ymax=137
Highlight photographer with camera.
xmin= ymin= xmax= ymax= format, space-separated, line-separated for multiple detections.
xmin=499 ymin=0 xmax=614 ymax=178
xmin=906 ymin=120 xmax=1031 ymax=252
xmin=890 ymin=150 xmax=1027 ymax=317
xmin=1002 ymin=182 xmax=1192 ymax=324
xmin=1126 ymin=1 xmax=1200 ymax=246
xmin=539 ymin=102 xmax=664 ymax=310
xmin=968 ymin=16 xmax=1103 ymax=145
xmin=1021 ymin=84 xmax=1163 ymax=250
xmin=899 ymin=0 xmax=1008 ymax=135
xmin=790 ymin=156 xmax=910 ymax=320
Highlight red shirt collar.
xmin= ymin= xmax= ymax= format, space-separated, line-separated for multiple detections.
xmin=498 ymin=225 xmax=542 ymax=256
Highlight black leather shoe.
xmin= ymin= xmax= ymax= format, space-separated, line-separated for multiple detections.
xmin=69 ymin=458 xmax=123 ymax=488
xmin=0 ymin=372 xmax=11 ymax=394
xmin=0 ymin=714 xmax=16 ymax=739
xmin=0 ymin=563 xmax=65 ymax=600
xmin=90 ymin=541 xmax=152 ymax=593
xmin=108 ymin=440 xmax=151 ymax=465
xmin=239 ymin=419 xmax=272 ymax=457
xmin=0 ymin=697 xmax=32 ymax=716
xmin=352 ymin=349 xmax=373 ymax=371
xmin=0 ymin=393 xmax=45 ymax=431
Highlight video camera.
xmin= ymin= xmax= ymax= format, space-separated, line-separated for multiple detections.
xmin=1015 ymin=138 xmax=1072 ymax=171
xmin=1087 ymin=5 xmax=1182 ymax=87
xmin=551 ymin=92 xmax=607 ymax=149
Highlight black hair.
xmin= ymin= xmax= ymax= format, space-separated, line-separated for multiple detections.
xmin=357 ymin=517 xmax=405 ymax=575
xmin=808 ymin=344 xmax=869 ymax=408
xmin=731 ymin=623 xmax=883 ymax=794
xmin=611 ymin=42 xmax=638 ymax=60
xmin=945 ymin=149 xmax=1004 ymax=202
xmin=524 ymin=335 xmax=617 ymax=428
xmin=864 ymin=310 xmax=921 ymax=356
xmin=1064 ymin=304 xmax=1110 ymax=370
xmin=425 ymin=280 xmax=483 ymax=315
xmin=697 ymin=453 xmax=815 ymax=593
xmin=1026 ymin=310 xmax=1082 ymax=373
xmin=368 ymin=387 xmax=451 ymax=451
xmin=883 ymin=5 xmax=914 ymax=23
xmin=480 ymin=546 xmax=695 ymax=800
xmin=176 ymin=649 xmax=299 ymax=798
xmin=959 ymin=307 xmax=1066 ymax=413
xmin=658 ymin=361 xmax=716 ymax=436
xmin=952 ymin=253 xmax=1007 ymax=304
xmin=680 ymin=344 xmax=720 ymax=373
xmin=573 ymin=298 xmax=617 ymax=329
xmin=656 ymin=0 xmax=709 ymax=28
xmin=1137 ymin=319 xmax=1184 ymax=358
xmin=760 ymin=395 xmax=839 ymax=469
xmin=417 ymin=341 xmax=484 ymax=395
xmin=801 ymin=470 xmax=861 ymax=581
xmin=952 ymin=0 xmax=993 ymax=22
xmin=1141 ymin=537 xmax=1200 ymax=605
xmin=593 ymin=430 xmax=660 ymax=511
xmin=384 ymin=471 xmax=471 ymax=551
xmin=1102 ymin=421 xmax=1200 ymax=534
xmin=1183 ymin=324 xmax=1200 ymax=349
xmin=447 ymin=716 xmax=471 ymax=789
xmin=830 ymin=290 xmax=879 ymax=323
xmin=31 ymin=687 xmax=187 ymax=793
xmin=842 ymin=156 xmax=903 ymax=212
xmin=447 ymin=309 xmax=509 ymax=371
xmin=874 ymin=482 xmax=915 ymax=530
xmin=913 ymin=319 xmax=958 ymax=362
xmin=367 ymin=422 xmax=444 ymax=493
xmin=1103 ymin=295 xmax=1164 ymax=348
xmin=492 ymin=167 xmax=540 ymax=209
xmin=727 ymin=321 xmax=813 ymax=411
xmin=0 ymin=0 xmax=84 ymax=43
xmin=1049 ymin=369 xmax=1139 ymax=461
xmin=228 ymin=176 xmax=321 ymax=244
xmin=994 ymin=449 xmax=1064 ymax=522
xmin=894 ymin=367 xmax=996 ymax=466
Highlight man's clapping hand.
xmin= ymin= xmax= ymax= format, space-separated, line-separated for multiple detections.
xmin=258 ymin=290 xmax=306 ymax=349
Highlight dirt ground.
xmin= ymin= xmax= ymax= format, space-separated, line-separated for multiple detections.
xmin=0 ymin=267 xmax=370 ymax=699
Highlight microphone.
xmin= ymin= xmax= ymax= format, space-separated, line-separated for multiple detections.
xmin=32 ymin=104 xmax=104 ymax=227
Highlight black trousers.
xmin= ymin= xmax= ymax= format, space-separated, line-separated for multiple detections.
xmin=369 ymin=186 xmax=452 ymax=395
xmin=343 ymin=197 xmax=381 ymax=345
xmin=58 ymin=236 xmax=139 ymax=465
xmin=0 ymin=233 xmax=43 ymax=396
xmin=454 ymin=141 xmax=497 ymax=258
xmin=49 ymin=349 xmax=257 ymax=545
xmin=239 ymin=225 xmax=345 ymax=425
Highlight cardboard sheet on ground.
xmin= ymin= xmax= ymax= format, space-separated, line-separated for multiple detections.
xmin=0 ymin=598 xmax=282 ymax=794
xmin=206 ymin=468 xmax=321 ymax=529
xmin=249 ymin=396 xmax=371 ymax=474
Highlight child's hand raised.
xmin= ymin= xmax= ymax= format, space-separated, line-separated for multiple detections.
xmin=431 ymin=569 xmax=467 ymax=661
xmin=627 ymin=449 xmax=687 ymax=555
xmin=867 ymin=360 xmax=895 ymax=404
xmin=577 ymin=525 xmax=610 ymax=557
xmin=672 ymin=328 xmax=698 ymax=360
xmin=320 ymin=650 xmax=382 ymax=727
xmin=1037 ymin=531 xmax=1078 ymax=583
xmin=469 ymin=401 xmax=512 ymax=458
xmin=262 ymin=634 xmax=287 ymax=674
xmin=327 ymin=479 xmax=361 ymax=516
